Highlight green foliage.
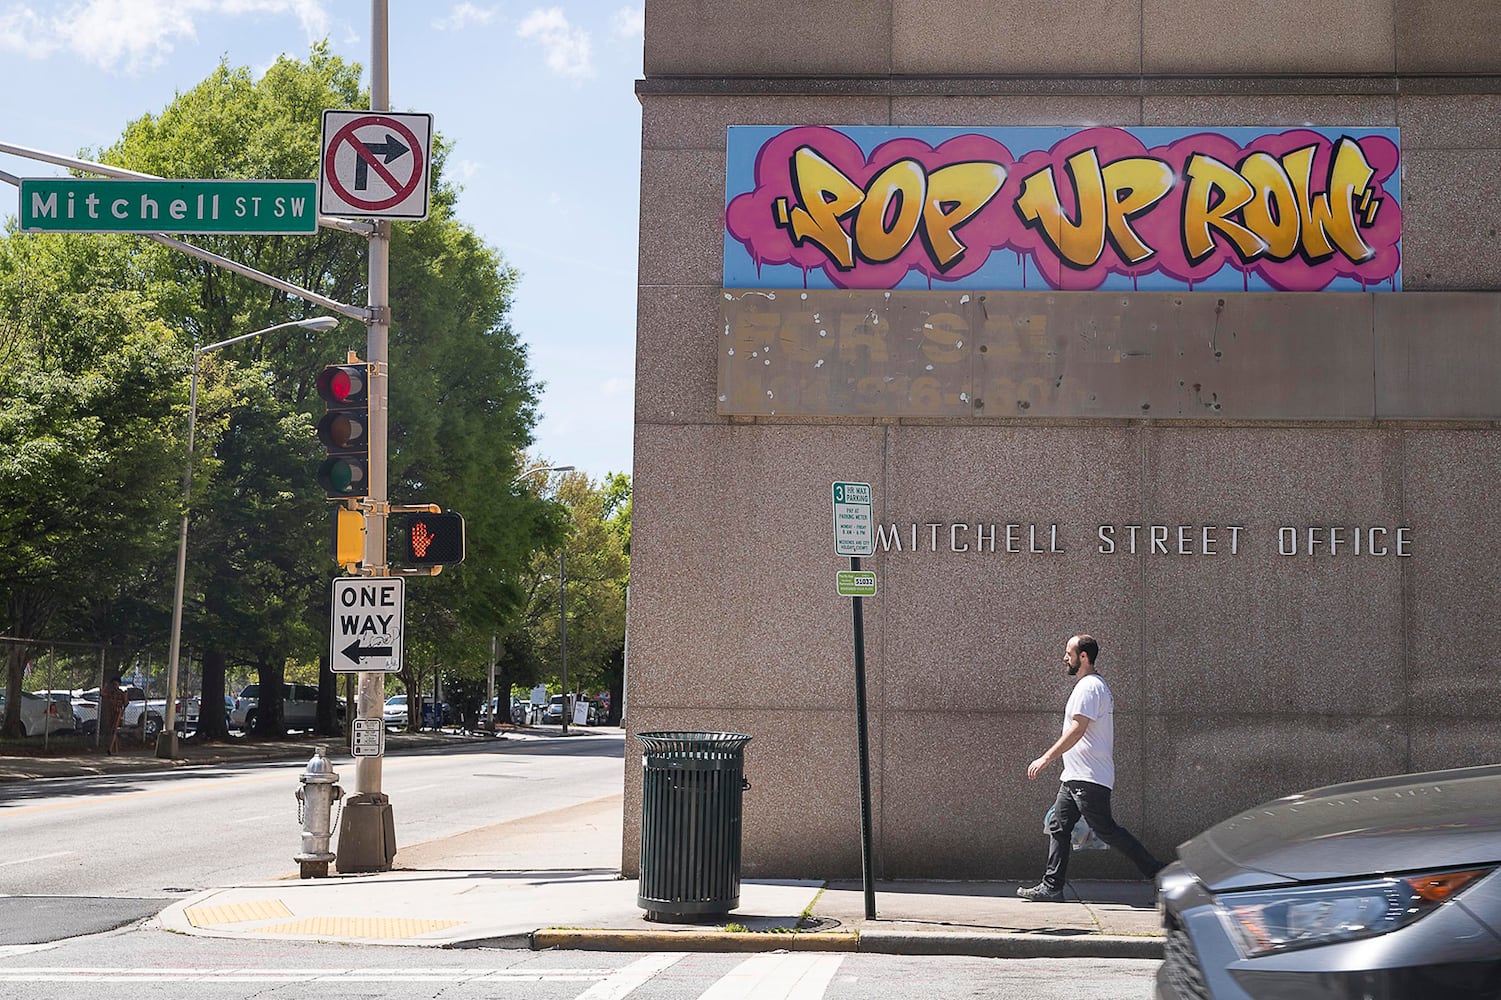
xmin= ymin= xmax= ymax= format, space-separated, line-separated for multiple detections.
xmin=1 ymin=47 xmax=551 ymax=736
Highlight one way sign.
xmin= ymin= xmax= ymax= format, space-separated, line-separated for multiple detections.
xmin=330 ymin=577 xmax=404 ymax=673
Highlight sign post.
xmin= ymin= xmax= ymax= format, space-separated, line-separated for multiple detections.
xmin=832 ymin=481 xmax=877 ymax=920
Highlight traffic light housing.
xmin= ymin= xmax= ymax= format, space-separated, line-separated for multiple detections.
xmin=330 ymin=505 xmax=366 ymax=568
xmin=316 ymin=362 xmax=369 ymax=498
xmin=397 ymin=511 xmax=466 ymax=566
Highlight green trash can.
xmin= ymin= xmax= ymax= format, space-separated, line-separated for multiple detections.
xmin=635 ymin=731 xmax=752 ymax=920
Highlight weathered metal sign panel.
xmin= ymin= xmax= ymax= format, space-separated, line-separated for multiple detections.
xmin=719 ymin=288 xmax=1396 ymax=419
xmin=725 ymin=126 xmax=1401 ymax=294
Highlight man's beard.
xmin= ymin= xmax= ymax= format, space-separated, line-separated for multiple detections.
xmin=1067 ymin=662 xmax=1080 ymax=676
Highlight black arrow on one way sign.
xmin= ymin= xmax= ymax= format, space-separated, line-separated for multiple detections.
xmin=355 ymin=133 xmax=411 ymax=191
xmin=342 ymin=639 xmax=393 ymax=664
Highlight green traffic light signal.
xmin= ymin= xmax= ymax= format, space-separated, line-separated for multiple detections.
xmin=315 ymin=362 xmax=370 ymax=499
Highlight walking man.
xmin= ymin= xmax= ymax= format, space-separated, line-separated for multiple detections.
xmin=1018 ymin=634 xmax=1164 ymax=902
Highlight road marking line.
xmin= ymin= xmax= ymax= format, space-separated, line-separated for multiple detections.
xmin=697 ymin=954 xmax=845 ymax=1000
xmin=0 ymin=851 xmax=74 ymax=867
xmin=0 ymin=968 xmax=622 ymax=983
xmin=573 ymin=952 xmax=686 ymax=1000
xmin=228 ymin=813 xmax=272 ymax=824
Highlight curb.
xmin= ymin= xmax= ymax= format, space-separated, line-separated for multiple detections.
xmin=525 ymin=928 xmax=1158 ymax=958
xmin=530 ymin=929 xmax=859 ymax=953
xmin=858 ymin=929 xmax=1163 ymax=960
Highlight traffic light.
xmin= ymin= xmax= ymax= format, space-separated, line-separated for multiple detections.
xmin=330 ymin=505 xmax=366 ymax=568
xmin=316 ymin=362 xmax=369 ymax=498
xmin=397 ymin=511 xmax=466 ymax=565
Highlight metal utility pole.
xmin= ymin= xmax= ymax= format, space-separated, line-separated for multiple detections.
xmin=337 ymin=0 xmax=396 ymax=873
xmin=559 ymin=548 xmax=569 ymax=736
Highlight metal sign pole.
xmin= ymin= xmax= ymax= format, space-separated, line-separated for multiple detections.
xmin=338 ymin=0 xmax=396 ymax=874
xmin=850 ymin=553 xmax=877 ymax=920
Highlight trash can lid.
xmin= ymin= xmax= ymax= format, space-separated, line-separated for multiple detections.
xmin=634 ymin=731 xmax=752 ymax=754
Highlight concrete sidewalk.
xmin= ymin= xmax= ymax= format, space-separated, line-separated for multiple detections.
xmin=152 ymin=790 xmax=1163 ymax=959
xmin=3 ymin=734 xmax=1164 ymax=959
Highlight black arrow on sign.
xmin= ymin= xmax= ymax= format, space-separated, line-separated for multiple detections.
xmin=354 ymin=133 xmax=410 ymax=191
xmin=342 ymin=639 xmax=393 ymax=664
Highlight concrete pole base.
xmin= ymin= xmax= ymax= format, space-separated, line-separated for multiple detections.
xmin=335 ymin=793 xmax=396 ymax=873
xmin=154 ymin=732 xmax=179 ymax=759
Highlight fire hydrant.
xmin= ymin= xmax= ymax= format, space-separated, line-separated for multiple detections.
xmin=294 ymin=745 xmax=343 ymax=878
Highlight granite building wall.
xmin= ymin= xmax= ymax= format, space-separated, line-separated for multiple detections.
xmin=626 ymin=0 xmax=1501 ymax=877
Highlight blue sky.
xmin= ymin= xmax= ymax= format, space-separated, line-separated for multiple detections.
xmin=0 ymin=0 xmax=643 ymax=482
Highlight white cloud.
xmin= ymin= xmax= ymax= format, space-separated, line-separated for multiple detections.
xmin=432 ymin=2 xmax=497 ymax=32
xmin=516 ymin=7 xmax=593 ymax=79
xmin=455 ymin=158 xmax=482 ymax=181
xmin=0 ymin=0 xmax=330 ymax=73
xmin=611 ymin=4 xmax=643 ymax=40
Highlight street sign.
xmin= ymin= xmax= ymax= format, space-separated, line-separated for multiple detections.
xmin=832 ymin=481 xmax=874 ymax=556
xmin=351 ymin=717 xmax=385 ymax=757
xmin=330 ymin=577 xmax=404 ymax=673
xmin=319 ymin=110 xmax=432 ymax=220
xmin=17 ymin=178 xmax=319 ymax=234
xmin=837 ymin=570 xmax=878 ymax=597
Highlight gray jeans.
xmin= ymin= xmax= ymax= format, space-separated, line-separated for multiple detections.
xmin=1042 ymin=780 xmax=1163 ymax=891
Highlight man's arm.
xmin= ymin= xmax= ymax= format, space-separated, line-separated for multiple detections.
xmin=1027 ymin=714 xmax=1090 ymax=780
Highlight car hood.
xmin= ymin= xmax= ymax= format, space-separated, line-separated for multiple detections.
xmin=1177 ymin=763 xmax=1501 ymax=891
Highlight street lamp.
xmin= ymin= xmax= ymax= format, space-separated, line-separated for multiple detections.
xmin=157 ymin=315 xmax=341 ymax=759
xmin=497 ymin=463 xmax=573 ymax=733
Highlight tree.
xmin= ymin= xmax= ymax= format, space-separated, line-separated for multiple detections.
xmin=0 ymin=233 xmax=185 ymax=736
xmin=83 ymin=47 xmax=551 ymax=736
xmin=518 ymin=471 xmax=630 ymax=718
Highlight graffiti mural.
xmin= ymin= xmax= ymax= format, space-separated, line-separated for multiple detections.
xmin=724 ymin=126 xmax=1402 ymax=292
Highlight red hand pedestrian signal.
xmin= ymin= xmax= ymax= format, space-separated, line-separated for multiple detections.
xmin=397 ymin=511 xmax=464 ymax=566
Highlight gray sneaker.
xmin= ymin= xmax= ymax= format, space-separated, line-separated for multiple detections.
xmin=1016 ymin=883 xmax=1064 ymax=902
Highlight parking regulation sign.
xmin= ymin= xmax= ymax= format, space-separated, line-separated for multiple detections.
xmin=319 ymin=110 xmax=432 ymax=220
xmin=330 ymin=577 xmax=404 ymax=673
xmin=832 ymin=482 xmax=874 ymax=556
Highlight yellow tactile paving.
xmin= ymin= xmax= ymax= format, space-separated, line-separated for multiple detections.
xmin=183 ymin=899 xmax=293 ymax=927
xmin=257 ymin=916 xmax=463 ymax=939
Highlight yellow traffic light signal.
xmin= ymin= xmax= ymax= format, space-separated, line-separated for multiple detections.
xmin=330 ymin=505 xmax=366 ymax=568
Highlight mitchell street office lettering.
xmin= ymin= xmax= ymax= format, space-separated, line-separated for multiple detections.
xmin=872 ymin=523 xmax=1413 ymax=558
xmin=725 ymin=126 xmax=1401 ymax=293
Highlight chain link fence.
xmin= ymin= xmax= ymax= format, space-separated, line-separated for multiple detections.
xmin=0 ymin=636 xmax=204 ymax=751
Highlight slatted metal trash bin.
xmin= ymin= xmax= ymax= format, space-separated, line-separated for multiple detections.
xmin=635 ymin=731 xmax=752 ymax=920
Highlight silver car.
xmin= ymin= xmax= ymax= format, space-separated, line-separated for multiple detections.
xmin=1157 ymin=763 xmax=1501 ymax=999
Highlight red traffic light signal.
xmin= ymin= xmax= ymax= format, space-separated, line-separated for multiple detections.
xmin=397 ymin=511 xmax=465 ymax=565
xmin=315 ymin=363 xmax=369 ymax=499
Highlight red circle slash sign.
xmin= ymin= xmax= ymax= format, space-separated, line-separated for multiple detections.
xmin=324 ymin=115 xmax=425 ymax=213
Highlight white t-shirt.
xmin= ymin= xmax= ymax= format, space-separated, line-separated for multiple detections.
xmin=1059 ymin=673 xmax=1115 ymax=788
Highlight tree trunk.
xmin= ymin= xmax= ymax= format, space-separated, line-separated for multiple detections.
xmin=254 ymin=659 xmax=287 ymax=738
xmin=197 ymin=649 xmax=229 ymax=740
xmin=316 ymin=653 xmax=341 ymax=736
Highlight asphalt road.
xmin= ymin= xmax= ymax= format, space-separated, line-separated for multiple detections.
xmin=0 ymin=732 xmax=625 ymax=901
xmin=1 ymin=930 xmax=1161 ymax=999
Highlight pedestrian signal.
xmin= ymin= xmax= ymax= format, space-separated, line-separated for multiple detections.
xmin=397 ymin=511 xmax=465 ymax=566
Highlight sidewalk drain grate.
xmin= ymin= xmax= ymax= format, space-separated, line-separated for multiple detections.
xmin=257 ymin=916 xmax=463 ymax=939
xmin=184 ymin=899 xmax=293 ymax=927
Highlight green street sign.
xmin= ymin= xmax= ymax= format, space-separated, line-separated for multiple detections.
xmin=18 ymin=178 xmax=319 ymax=234
xmin=837 ymin=570 xmax=878 ymax=597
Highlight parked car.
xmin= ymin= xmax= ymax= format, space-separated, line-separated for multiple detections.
xmin=77 ymin=685 xmax=165 ymax=739
xmin=229 ymin=683 xmax=333 ymax=732
xmin=543 ymin=694 xmax=601 ymax=725
xmin=1 ymin=691 xmax=74 ymax=736
xmin=1156 ymin=763 xmax=1501 ymax=999
xmin=31 ymin=691 xmax=81 ymax=733
xmin=383 ymin=694 xmax=411 ymax=728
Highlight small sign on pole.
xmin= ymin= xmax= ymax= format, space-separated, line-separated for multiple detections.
xmin=837 ymin=570 xmax=878 ymax=597
xmin=832 ymin=482 xmax=873 ymax=556
xmin=352 ymin=717 xmax=385 ymax=758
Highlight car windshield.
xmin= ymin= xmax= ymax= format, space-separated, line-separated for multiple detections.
xmin=386 ymin=696 xmax=405 ymax=706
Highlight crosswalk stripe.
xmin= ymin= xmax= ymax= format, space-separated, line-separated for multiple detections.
xmin=573 ymin=952 xmax=686 ymax=999
xmin=697 ymin=954 xmax=845 ymax=1000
